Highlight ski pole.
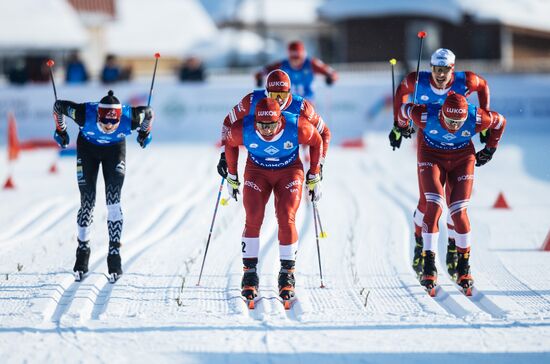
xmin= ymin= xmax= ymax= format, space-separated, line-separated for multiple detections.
xmin=147 ymin=53 xmax=161 ymax=107
xmin=389 ymin=58 xmax=397 ymax=126
xmin=412 ymin=31 xmax=427 ymax=104
xmin=46 ymin=59 xmax=58 ymax=101
xmin=196 ymin=177 xmax=225 ymax=286
xmin=315 ymin=202 xmax=327 ymax=238
xmin=312 ymin=199 xmax=326 ymax=288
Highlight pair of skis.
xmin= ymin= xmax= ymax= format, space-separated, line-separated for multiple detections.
xmin=243 ymin=289 xmax=296 ymax=310
xmin=74 ymin=271 xmax=121 ymax=284
xmin=422 ymin=280 xmax=473 ymax=297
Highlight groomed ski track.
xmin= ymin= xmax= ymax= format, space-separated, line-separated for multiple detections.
xmin=0 ymin=137 xmax=549 ymax=363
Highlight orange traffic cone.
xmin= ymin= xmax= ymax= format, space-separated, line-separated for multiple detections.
xmin=3 ymin=175 xmax=15 ymax=189
xmin=542 ymin=230 xmax=550 ymax=251
xmin=492 ymin=192 xmax=510 ymax=209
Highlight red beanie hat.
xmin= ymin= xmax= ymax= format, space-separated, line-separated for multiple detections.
xmin=255 ymin=98 xmax=281 ymax=122
xmin=288 ymin=41 xmax=306 ymax=59
xmin=266 ymin=69 xmax=291 ymax=92
xmin=442 ymin=92 xmax=468 ymax=121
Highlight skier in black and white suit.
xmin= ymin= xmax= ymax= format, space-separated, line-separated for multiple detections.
xmin=52 ymin=90 xmax=154 ymax=281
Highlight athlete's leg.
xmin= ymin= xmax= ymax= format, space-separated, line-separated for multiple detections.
xmin=76 ymin=136 xmax=100 ymax=244
xmin=101 ymin=141 xmax=126 ymax=275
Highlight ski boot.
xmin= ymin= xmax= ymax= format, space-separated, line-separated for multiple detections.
xmin=446 ymin=238 xmax=458 ymax=281
xmin=107 ymin=242 xmax=123 ymax=283
xmin=420 ymin=250 xmax=438 ymax=297
xmin=73 ymin=239 xmax=90 ymax=281
xmin=412 ymin=235 xmax=424 ymax=280
xmin=241 ymin=258 xmax=259 ymax=309
xmin=278 ymin=260 xmax=296 ymax=309
xmin=456 ymin=247 xmax=474 ymax=296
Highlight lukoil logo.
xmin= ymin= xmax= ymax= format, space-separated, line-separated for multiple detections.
xmin=445 ymin=107 xmax=466 ymax=114
xmin=268 ymin=81 xmax=289 ymax=88
xmin=257 ymin=110 xmax=278 ymax=117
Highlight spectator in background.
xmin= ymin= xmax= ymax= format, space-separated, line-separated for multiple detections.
xmin=7 ymin=59 xmax=28 ymax=85
xmin=101 ymin=54 xmax=121 ymax=84
xmin=65 ymin=52 xmax=89 ymax=84
xmin=255 ymin=40 xmax=338 ymax=102
xmin=101 ymin=54 xmax=132 ymax=84
xmin=178 ymin=57 xmax=205 ymax=82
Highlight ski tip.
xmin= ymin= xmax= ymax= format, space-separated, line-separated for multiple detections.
xmin=74 ymin=271 xmax=84 ymax=282
xmin=284 ymin=300 xmax=291 ymax=310
xmin=428 ymin=286 xmax=437 ymax=297
xmin=464 ymin=287 xmax=472 ymax=296
xmin=248 ymin=300 xmax=255 ymax=309
xmin=108 ymin=273 xmax=120 ymax=284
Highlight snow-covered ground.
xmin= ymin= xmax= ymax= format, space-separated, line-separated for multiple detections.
xmin=0 ymin=131 xmax=549 ymax=363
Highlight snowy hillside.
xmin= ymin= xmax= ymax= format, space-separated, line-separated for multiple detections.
xmin=0 ymin=129 xmax=549 ymax=362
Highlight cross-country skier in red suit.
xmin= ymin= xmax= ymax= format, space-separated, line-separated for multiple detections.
xmin=217 ymin=69 xmax=331 ymax=179
xmin=224 ymin=97 xmax=324 ymax=302
xmin=254 ymin=41 xmax=338 ymax=101
xmin=389 ymin=48 xmax=491 ymax=280
xmin=396 ymin=92 xmax=506 ymax=294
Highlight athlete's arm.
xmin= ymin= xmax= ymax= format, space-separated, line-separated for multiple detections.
xmin=225 ymin=120 xmax=244 ymax=175
xmin=393 ymin=72 xmax=416 ymax=122
xmin=298 ymin=117 xmax=322 ymax=174
xmin=220 ymin=93 xmax=253 ymax=152
xmin=301 ymin=99 xmax=331 ymax=158
xmin=476 ymin=109 xmax=506 ymax=149
xmin=54 ymin=100 xmax=86 ymax=127
xmin=465 ymin=71 xmax=490 ymax=110
xmin=397 ymin=103 xmax=427 ymax=130
xmin=311 ymin=58 xmax=338 ymax=83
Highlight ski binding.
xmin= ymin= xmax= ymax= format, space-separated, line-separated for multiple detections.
xmin=109 ymin=273 xmax=121 ymax=283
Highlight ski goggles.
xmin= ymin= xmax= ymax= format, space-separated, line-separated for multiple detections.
xmin=98 ymin=104 xmax=122 ymax=125
xmin=442 ymin=114 xmax=466 ymax=131
xmin=268 ymin=91 xmax=290 ymax=103
xmin=256 ymin=121 xmax=279 ymax=133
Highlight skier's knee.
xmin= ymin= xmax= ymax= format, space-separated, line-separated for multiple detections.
xmin=107 ymin=203 xmax=123 ymax=222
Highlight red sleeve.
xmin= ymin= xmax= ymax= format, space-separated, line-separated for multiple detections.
xmin=397 ymin=103 xmax=427 ymax=130
xmin=297 ymin=116 xmax=322 ymax=174
xmin=394 ymin=72 xmax=417 ymax=123
xmin=465 ymin=71 xmax=490 ymax=110
xmin=225 ymin=120 xmax=244 ymax=175
xmin=221 ymin=93 xmax=253 ymax=150
xmin=475 ymin=109 xmax=506 ymax=149
xmin=300 ymin=99 xmax=330 ymax=159
xmin=310 ymin=58 xmax=338 ymax=81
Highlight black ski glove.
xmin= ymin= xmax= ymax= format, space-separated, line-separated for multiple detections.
xmin=53 ymin=130 xmax=70 ymax=148
xmin=479 ymin=129 xmax=490 ymax=144
xmin=325 ymin=75 xmax=334 ymax=86
xmin=475 ymin=147 xmax=496 ymax=167
xmin=217 ymin=152 xmax=228 ymax=178
xmin=388 ymin=127 xmax=402 ymax=151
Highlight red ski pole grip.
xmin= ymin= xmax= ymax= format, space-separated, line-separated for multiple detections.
xmin=417 ymin=31 xmax=427 ymax=38
xmin=46 ymin=59 xmax=55 ymax=67
xmin=154 ymin=52 xmax=161 ymax=59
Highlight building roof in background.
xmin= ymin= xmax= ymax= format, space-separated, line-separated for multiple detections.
xmin=68 ymin=0 xmax=115 ymax=17
xmin=318 ymin=0 xmax=550 ymax=33
xmin=203 ymin=0 xmax=323 ymax=25
xmin=105 ymin=0 xmax=218 ymax=57
xmin=0 ymin=0 xmax=87 ymax=51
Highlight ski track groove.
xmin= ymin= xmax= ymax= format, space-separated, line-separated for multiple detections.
xmin=31 ymin=149 xmax=211 ymax=323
